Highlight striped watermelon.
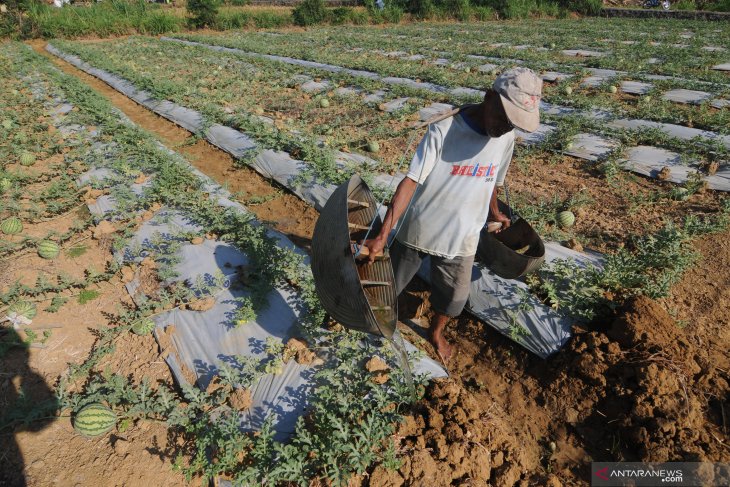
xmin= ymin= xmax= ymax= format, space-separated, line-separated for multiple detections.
xmin=19 ymin=152 xmax=35 ymax=166
xmin=1 ymin=217 xmax=23 ymax=235
xmin=131 ymin=318 xmax=155 ymax=336
xmin=0 ymin=178 xmax=11 ymax=193
xmin=9 ymin=301 xmax=37 ymax=320
xmin=73 ymin=403 xmax=117 ymax=437
xmin=557 ymin=210 xmax=576 ymax=228
xmin=37 ymin=240 xmax=60 ymax=259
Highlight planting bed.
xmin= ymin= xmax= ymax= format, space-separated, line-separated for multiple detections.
xmin=2 ymin=16 xmax=730 ymax=487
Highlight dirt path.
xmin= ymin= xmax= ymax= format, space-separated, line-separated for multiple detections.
xmin=28 ymin=40 xmax=318 ymax=251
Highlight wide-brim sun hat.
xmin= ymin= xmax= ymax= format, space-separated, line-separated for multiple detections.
xmin=493 ymin=67 xmax=543 ymax=133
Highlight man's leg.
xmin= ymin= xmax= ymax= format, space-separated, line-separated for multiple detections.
xmin=428 ymin=312 xmax=452 ymax=363
xmin=389 ymin=239 xmax=423 ymax=296
xmin=429 ymin=254 xmax=475 ymax=363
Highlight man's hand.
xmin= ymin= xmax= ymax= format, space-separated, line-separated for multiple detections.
xmin=360 ymin=235 xmax=387 ymax=264
xmin=489 ymin=212 xmax=512 ymax=232
xmin=356 ymin=177 xmax=417 ymax=263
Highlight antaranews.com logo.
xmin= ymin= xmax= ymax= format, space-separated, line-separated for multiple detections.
xmin=591 ymin=462 xmax=730 ymax=487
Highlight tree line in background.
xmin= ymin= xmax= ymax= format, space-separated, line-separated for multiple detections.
xmin=0 ymin=0 xmax=727 ymax=49
xmin=0 ymin=0 xmax=604 ymax=38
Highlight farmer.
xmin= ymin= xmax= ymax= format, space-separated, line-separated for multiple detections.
xmin=362 ymin=67 xmax=543 ymax=364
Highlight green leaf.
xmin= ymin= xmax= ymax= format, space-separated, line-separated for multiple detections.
xmin=78 ymin=289 xmax=100 ymax=305
xmin=66 ymin=244 xmax=88 ymax=258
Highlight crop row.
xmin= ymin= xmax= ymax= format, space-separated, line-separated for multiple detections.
xmin=173 ymin=19 xmax=730 ymax=86
xmin=53 ymin=37 xmax=477 ymax=185
xmin=164 ymin=34 xmax=730 ymax=176
xmin=171 ymin=29 xmax=730 ymax=136
xmin=58 ymin=34 xmax=730 ymax=192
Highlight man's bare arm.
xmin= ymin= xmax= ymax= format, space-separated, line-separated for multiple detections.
xmin=361 ymin=177 xmax=418 ymax=262
xmin=488 ymin=187 xmax=511 ymax=231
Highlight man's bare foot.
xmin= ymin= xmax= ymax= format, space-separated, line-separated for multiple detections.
xmin=429 ymin=332 xmax=453 ymax=365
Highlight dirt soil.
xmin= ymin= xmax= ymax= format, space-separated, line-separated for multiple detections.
xmin=4 ymin=40 xmax=727 ymax=487
xmin=385 ymin=226 xmax=730 ymax=485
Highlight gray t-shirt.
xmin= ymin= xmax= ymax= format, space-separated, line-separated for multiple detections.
xmin=396 ymin=112 xmax=515 ymax=258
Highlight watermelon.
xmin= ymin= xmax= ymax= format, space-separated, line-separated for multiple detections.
xmin=1 ymin=217 xmax=23 ymax=235
xmin=319 ymin=98 xmax=330 ymax=108
xmin=366 ymin=140 xmax=380 ymax=153
xmin=557 ymin=210 xmax=576 ymax=228
xmin=37 ymin=240 xmax=60 ymax=259
xmin=608 ymin=85 xmax=618 ymax=94
xmin=0 ymin=178 xmax=11 ymax=192
xmin=73 ymin=403 xmax=117 ymax=438
xmin=131 ymin=318 xmax=155 ymax=336
xmin=563 ymin=86 xmax=573 ymax=96
xmin=14 ymin=132 xmax=27 ymax=143
xmin=1 ymin=119 xmax=13 ymax=130
xmin=9 ymin=301 xmax=37 ymax=320
xmin=19 ymin=152 xmax=35 ymax=167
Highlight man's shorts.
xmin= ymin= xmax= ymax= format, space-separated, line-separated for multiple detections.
xmin=389 ymin=239 xmax=474 ymax=318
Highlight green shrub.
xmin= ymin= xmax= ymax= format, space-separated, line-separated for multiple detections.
xmin=502 ymin=0 xmax=537 ymax=18
xmin=672 ymin=0 xmax=696 ymax=8
xmin=472 ymin=5 xmax=497 ymax=19
xmin=558 ymin=0 xmax=601 ymax=14
xmin=385 ymin=5 xmax=406 ymax=21
xmin=251 ymin=10 xmax=292 ymax=27
xmin=443 ymin=0 xmax=473 ymax=19
xmin=139 ymin=11 xmax=181 ymax=34
xmin=187 ymin=0 xmax=221 ymax=28
xmin=292 ymin=0 xmax=328 ymax=26
xmin=349 ymin=9 xmax=372 ymax=23
xmin=330 ymin=6 xmax=355 ymax=24
xmin=708 ymin=0 xmax=730 ymax=10
xmin=535 ymin=0 xmax=563 ymax=16
xmin=409 ymin=0 xmax=436 ymax=18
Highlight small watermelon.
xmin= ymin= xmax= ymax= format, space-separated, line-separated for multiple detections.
xmin=366 ymin=140 xmax=380 ymax=153
xmin=19 ymin=152 xmax=35 ymax=167
xmin=563 ymin=86 xmax=573 ymax=96
xmin=1 ymin=119 xmax=13 ymax=130
xmin=73 ymin=403 xmax=117 ymax=438
xmin=319 ymin=98 xmax=330 ymax=108
xmin=14 ymin=132 xmax=27 ymax=143
xmin=9 ymin=301 xmax=37 ymax=320
xmin=0 ymin=178 xmax=11 ymax=192
xmin=131 ymin=318 xmax=155 ymax=336
xmin=557 ymin=210 xmax=576 ymax=228
xmin=608 ymin=85 xmax=618 ymax=94
xmin=1 ymin=217 xmax=23 ymax=235
xmin=37 ymin=240 xmax=60 ymax=259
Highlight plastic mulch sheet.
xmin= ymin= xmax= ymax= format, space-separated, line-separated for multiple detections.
xmin=72 ymin=116 xmax=448 ymax=439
